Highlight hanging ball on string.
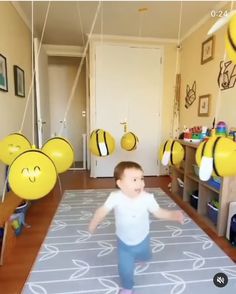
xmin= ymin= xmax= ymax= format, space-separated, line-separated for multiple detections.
xmin=121 ymin=132 xmax=139 ymax=151
xmin=159 ymin=139 xmax=184 ymax=166
xmin=89 ymin=129 xmax=115 ymax=157
xmin=42 ymin=137 xmax=74 ymax=173
xmin=0 ymin=133 xmax=31 ymax=165
xmin=225 ymin=14 xmax=236 ymax=64
xmin=8 ymin=148 xmax=57 ymax=200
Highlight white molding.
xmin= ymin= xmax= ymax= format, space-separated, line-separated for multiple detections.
xmin=11 ymin=1 xmax=32 ymax=31
xmin=43 ymin=44 xmax=85 ymax=57
xmin=89 ymin=34 xmax=178 ymax=45
xmin=181 ymin=1 xmax=228 ymax=42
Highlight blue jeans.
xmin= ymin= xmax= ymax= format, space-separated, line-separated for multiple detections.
xmin=117 ymin=235 xmax=151 ymax=290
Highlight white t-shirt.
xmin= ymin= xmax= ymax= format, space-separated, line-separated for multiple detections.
xmin=104 ymin=190 xmax=160 ymax=245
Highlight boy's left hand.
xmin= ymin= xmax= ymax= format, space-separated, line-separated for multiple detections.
xmin=173 ymin=210 xmax=185 ymax=224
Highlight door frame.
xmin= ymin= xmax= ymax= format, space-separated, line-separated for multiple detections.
xmin=34 ymin=44 xmax=89 ymax=170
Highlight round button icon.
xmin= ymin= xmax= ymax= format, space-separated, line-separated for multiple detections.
xmin=213 ymin=272 xmax=228 ymax=288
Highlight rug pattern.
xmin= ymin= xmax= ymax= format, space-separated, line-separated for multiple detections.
xmin=22 ymin=188 xmax=236 ymax=294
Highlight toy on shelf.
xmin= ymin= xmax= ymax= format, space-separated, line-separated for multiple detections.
xmin=183 ymin=126 xmax=207 ymax=143
xmin=228 ymin=127 xmax=236 ymax=141
xmin=216 ymin=121 xmax=227 ymax=137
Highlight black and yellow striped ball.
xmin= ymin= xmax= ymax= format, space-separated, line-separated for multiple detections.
xmin=120 ymin=132 xmax=139 ymax=151
xmin=196 ymin=136 xmax=236 ymax=178
xmin=89 ymin=129 xmax=115 ymax=157
xmin=159 ymin=139 xmax=184 ymax=166
xmin=226 ymin=14 xmax=236 ymax=64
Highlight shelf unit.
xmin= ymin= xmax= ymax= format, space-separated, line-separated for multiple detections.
xmin=171 ymin=139 xmax=236 ymax=237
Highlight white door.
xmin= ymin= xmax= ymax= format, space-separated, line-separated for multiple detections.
xmin=91 ymin=43 xmax=163 ymax=177
xmin=34 ymin=38 xmax=51 ymax=148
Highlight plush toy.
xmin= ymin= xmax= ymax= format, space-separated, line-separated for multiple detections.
xmin=160 ymin=139 xmax=184 ymax=166
xmin=196 ymin=136 xmax=236 ymax=181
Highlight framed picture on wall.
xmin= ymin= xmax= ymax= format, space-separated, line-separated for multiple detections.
xmin=14 ymin=65 xmax=25 ymax=97
xmin=0 ymin=54 xmax=8 ymax=92
xmin=201 ymin=36 xmax=214 ymax=64
xmin=198 ymin=94 xmax=210 ymax=117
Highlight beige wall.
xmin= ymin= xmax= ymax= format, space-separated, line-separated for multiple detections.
xmin=180 ymin=5 xmax=236 ymax=131
xmin=0 ymin=3 xmax=32 ymax=193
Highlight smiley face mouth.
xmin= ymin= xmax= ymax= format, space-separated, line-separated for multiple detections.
xmin=21 ymin=166 xmax=41 ymax=183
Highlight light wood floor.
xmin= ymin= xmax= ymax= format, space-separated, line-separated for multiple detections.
xmin=0 ymin=170 xmax=235 ymax=294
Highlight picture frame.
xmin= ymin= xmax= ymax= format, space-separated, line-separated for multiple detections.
xmin=201 ymin=36 xmax=214 ymax=64
xmin=198 ymin=94 xmax=210 ymax=117
xmin=0 ymin=54 xmax=8 ymax=92
xmin=13 ymin=65 xmax=25 ymax=97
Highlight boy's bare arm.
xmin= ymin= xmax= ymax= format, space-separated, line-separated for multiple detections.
xmin=152 ymin=207 xmax=184 ymax=224
xmin=88 ymin=206 xmax=110 ymax=233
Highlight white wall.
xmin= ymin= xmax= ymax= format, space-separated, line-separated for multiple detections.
xmin=89 ymin=35 xmax=177 ymax=144
xmin=48 ymin=57 xmax=86 ymax=162
xmin=0 ymin=3 xmax=32 ymax=194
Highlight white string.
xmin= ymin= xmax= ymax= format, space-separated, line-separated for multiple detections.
xmin=31 ymin=1 xmax=35 ymax=145
xmin=171 ymin=0 xmax=183 ymax=138
xmin=19 ymin=1 xmax=51 ymax=134
xmin=76 ymin=2 xmax=85 ymax=46
xmin=214 ymin=1 xmax=234 ymax=124
xmin=58 ymin=1 xmax=102 ymax=136
xmin=1 ymin=173 xmax=9 ymax=202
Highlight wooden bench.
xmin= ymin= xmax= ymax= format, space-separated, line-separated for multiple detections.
xmin=0 ymin=191 xmax=23 ymax=265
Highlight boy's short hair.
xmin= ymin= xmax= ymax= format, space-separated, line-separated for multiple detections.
xmin=113 ymin=161 xmax=143 ymax=181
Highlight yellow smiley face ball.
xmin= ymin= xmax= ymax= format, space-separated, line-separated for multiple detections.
xmin=0 ymin=133 xmax=31 ymax=165
xmin=42 ymin=137 xmax=74 ymax=173
xmin=8 ymin=149 xmax=57 ymax=200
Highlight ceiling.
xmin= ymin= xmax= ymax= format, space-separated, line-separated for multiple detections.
xmin=12 ymin=1 xmax=227 ymax=47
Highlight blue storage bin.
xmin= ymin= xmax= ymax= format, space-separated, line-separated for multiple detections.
xmin=207 ymin=202 xmax=218 ymax=225
xmin=11 ymin=201 xmax=30 ymax=236
xmin=190 ymin=190 xmax=198 ymax=209
xmin=207 ymin=178 xmax=221 ymax=190
xmin=0 ymin=228 xmax=4 ymax=238
xmin=15 ymin=201 xmax=30 ymax=214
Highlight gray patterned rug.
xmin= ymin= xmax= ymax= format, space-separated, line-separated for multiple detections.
xmin=22 ymin=188 xmax=236 ymax=294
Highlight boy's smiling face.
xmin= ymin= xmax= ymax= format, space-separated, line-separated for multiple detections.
xmin=116 ymin=167 xmax=145 ymax=197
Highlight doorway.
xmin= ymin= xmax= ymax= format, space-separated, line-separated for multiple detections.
xmin=34 ymin=42 xmax=88 ymax=170
xmin=48 ymin=56 xmax=87 ymax=170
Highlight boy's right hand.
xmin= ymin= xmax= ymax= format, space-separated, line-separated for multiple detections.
xmin=88 ymin=223 xmax=96 ymax=234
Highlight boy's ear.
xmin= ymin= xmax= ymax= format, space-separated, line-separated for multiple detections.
xmin=116 ymin=179 xmax=121 ymax=189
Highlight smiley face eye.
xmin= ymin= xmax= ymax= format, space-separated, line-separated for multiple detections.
xmin=34 ymin=166 xmax=41 ymax=176
xmin=9 ymin=144 xmax=21 ymax=154
xmin=21 ymin=166 xmax=41 ymax=178
xmin=21 ymin=167 xmax=30 ymax=177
